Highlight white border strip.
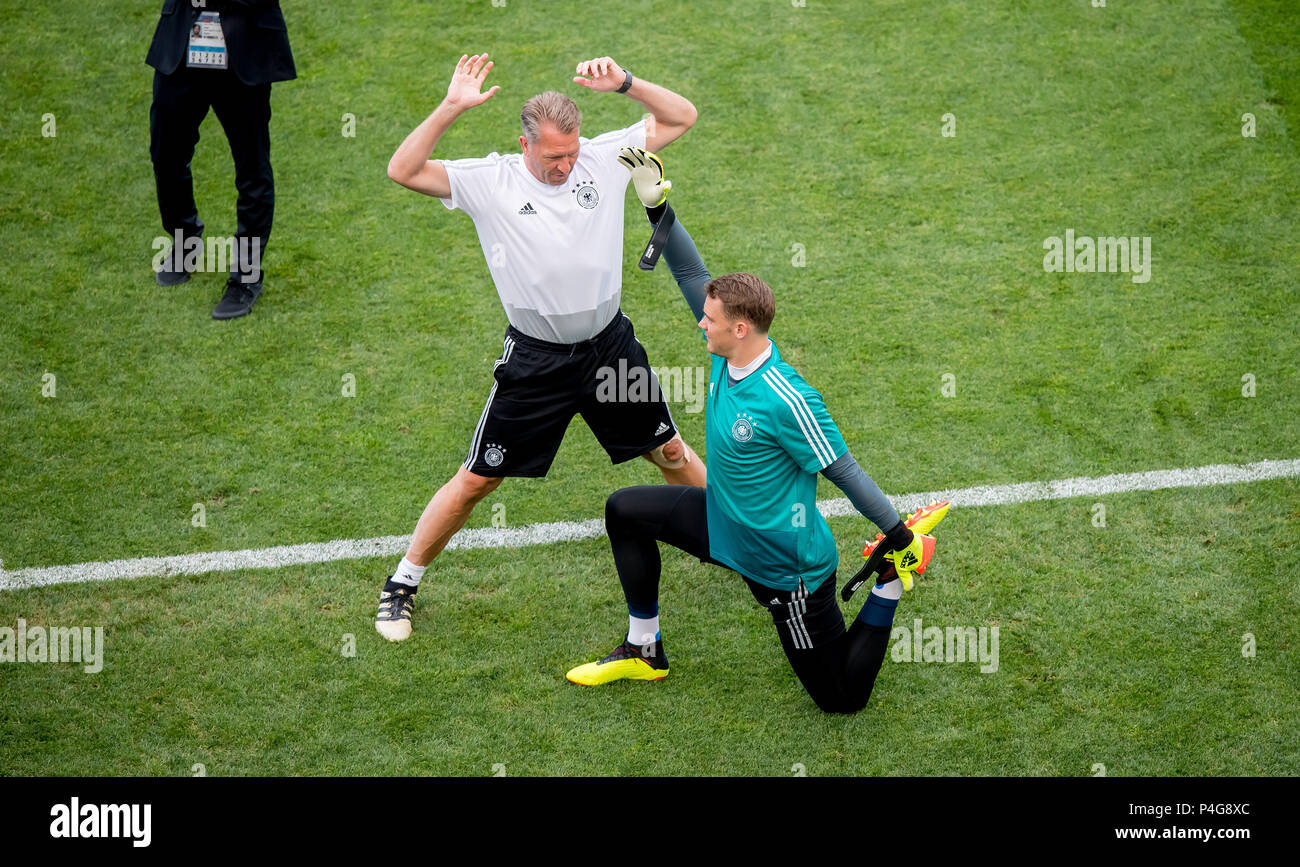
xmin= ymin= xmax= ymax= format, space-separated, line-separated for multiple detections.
xmin=820 ymin=458 xmax=1300 ymax=516
xmin=2 ymin=459 xmax=1296 ymax=591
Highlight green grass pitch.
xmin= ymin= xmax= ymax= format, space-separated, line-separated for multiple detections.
xmin=0 ymin=0 xmax=1297 ymax=776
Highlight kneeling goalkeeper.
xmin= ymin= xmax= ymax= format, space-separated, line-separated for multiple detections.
xmin=565 ymin=149 xmax=943 ymax=713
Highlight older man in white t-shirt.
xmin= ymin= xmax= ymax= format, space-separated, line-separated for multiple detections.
xmin=377 ymin=53 xmax=703 ymax=641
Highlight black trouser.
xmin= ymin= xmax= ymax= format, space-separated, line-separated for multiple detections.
xmin=605 ymin=485 xmax=893 ymax=714
xmin=149 ymin=65 xmax=274 ymax=281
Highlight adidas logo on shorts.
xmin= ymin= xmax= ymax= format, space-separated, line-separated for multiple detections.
xmin=518 ymin=202 xmax=537 ymax=215
xmin=654 ymin=422 xmax=671 ymax=436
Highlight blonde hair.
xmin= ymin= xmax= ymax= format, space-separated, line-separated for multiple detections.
xmin=520 ymin=91 xmax=582 ymax=142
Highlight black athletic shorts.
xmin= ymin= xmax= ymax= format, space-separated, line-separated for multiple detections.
xmin=463 ymin=311 xmax=679 ymax=478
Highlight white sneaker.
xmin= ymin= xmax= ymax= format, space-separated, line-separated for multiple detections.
xmin=375 ymin=580 xmax=416 ymax=642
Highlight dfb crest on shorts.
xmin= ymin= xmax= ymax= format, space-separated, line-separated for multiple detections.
xmin=731 ymin=413 xmax=755 ymax=443
xmin=484 ymin=443 xmax=506 ymax=467
xmin=573 ymin=181 xmax=599 ymax=209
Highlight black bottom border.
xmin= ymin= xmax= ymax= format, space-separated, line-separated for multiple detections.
xmin=0 ymin=776 xmax=1291 ymax=853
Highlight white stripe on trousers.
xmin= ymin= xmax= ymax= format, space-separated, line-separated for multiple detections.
xmin=786 ymin=580 xmax=813 ymax=649
xmin=464 ymin=336 xmax=515 ymax=469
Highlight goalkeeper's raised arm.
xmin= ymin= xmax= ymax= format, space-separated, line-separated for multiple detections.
xmin=619 ymin=145 xmax=709 ymax=322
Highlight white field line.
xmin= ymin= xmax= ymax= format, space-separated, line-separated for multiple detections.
xmin=1 ymin=458 xmax=1296 ymax=592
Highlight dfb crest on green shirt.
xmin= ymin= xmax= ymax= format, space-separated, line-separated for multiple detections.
xmin=731 ymin=413 xmax=755 ymax=442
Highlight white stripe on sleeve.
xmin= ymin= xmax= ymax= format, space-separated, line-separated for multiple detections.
xmin=762 ymin=370 xmax=835 ymax=467
xmin=768 ymin=370 xmax=836 ymax=462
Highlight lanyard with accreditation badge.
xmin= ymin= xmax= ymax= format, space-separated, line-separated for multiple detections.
xmin=187 ymin=10 xmax=228 ymax=69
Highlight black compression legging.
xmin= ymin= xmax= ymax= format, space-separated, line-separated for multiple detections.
xmin=605 ymin=485 xmax=894 ymax=714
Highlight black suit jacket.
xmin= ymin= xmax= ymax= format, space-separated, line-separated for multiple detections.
xmin=146 ymin=0 xmax=296 ymax=86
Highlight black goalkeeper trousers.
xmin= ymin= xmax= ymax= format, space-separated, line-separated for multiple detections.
xmin=605 ymin=485 xmax=893 ymax=714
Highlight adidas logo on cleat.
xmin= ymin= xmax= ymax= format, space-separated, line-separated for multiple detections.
xmin=518 ymin=202 xmax=537 ymax=215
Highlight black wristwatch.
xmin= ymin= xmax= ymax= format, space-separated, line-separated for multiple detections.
xmin=617 ymin=69 xmax=634 ymax=94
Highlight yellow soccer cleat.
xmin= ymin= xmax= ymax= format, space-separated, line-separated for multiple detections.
xmin=902 ymin=500 xmax=950 ymax=537
xmin=862 ymin=500 xmax=950 ymax=560
xmin=566 ymin=638 xmax=669 ymax=686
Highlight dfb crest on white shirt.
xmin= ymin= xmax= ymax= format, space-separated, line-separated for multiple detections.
xmin=572 ymin=179 xmax=599 ymax=209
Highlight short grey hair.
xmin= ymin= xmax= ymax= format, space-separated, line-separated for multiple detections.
xmin=520 ymin=91 xmax=581 ymax=142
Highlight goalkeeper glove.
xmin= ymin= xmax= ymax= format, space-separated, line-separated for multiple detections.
xmin=618 ymin=146 xmax=672 ymax=207
xmin=843 ymin=501 xmax=948 ymax=600
xmin=884 ymin=532 xmax=937 ymax=591
xmin=864 ymin=500 xmax=948 ymax=591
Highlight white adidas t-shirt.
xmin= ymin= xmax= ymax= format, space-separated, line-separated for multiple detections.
xmin=439 ymin=120 xmax=646 ymax=344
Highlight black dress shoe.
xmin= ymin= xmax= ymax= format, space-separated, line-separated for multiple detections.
xmin=154 ymin=245 xmax=195 ymax=286
xmin=212 ymin=278 xmax=264 ymax=320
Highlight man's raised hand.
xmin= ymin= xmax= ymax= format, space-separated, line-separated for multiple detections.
xmin=573 ymin=56 xmax=627 ymax=92
xmin=446 ymin=53 xmax=499 ymax=108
